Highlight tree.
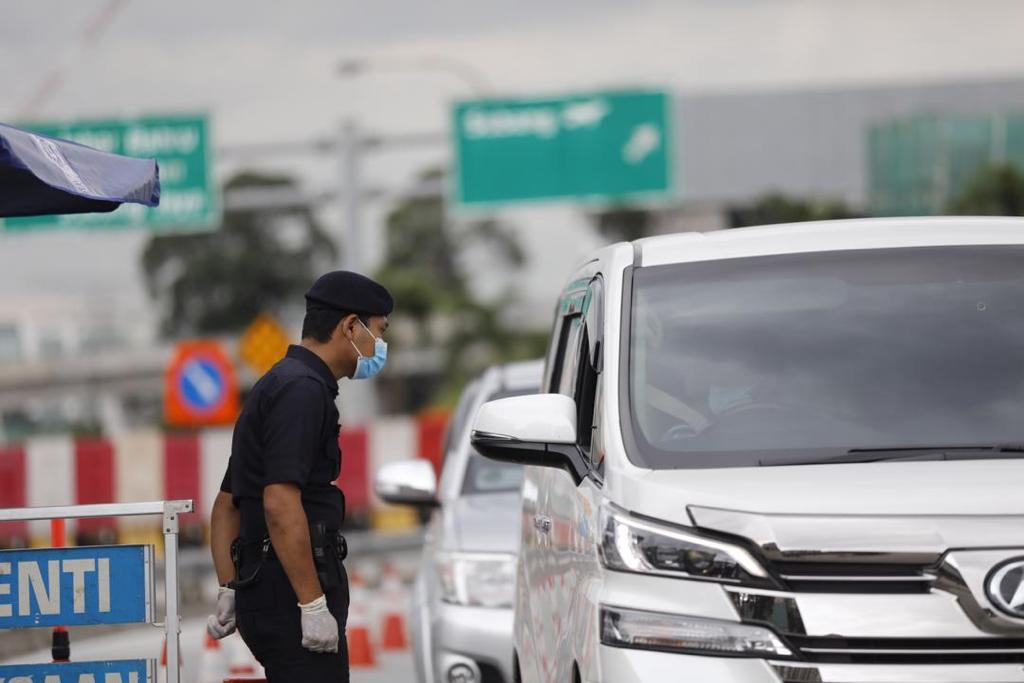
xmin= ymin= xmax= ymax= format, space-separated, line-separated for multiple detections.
xmin=947 ymin=163 xmax=1024 ymax=215
xmin=729 ymin=193 xmax=859 ymax=228
xmin=141 ymin=172 xmax=336 ymax=337
xmin=375 ymin=168 xmax=546 ymax=408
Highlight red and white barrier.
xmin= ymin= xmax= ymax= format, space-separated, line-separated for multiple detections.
xmin=75 ymin=438 xmax=117 ymax=540
xmin=0 ymin=444 xmax=26 ymax=541
xmin=199 ymin=427 xmax=232 ymax=525
xmin=0 ymin=412 xmax=449 ymax=546
xmin=26 ymin=436 xmax=75 ymax=540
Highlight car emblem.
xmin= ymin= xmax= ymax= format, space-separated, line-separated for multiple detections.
xmin=985 ymin=558 xmax=1024 ymax=619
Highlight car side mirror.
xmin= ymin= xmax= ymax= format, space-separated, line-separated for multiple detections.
xmin=375 ymin=459 xmax=440 ymax=508
xmin=470 ymin=393 xmax=588 ymax=485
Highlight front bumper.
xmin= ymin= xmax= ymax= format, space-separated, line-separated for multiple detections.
xmin=595 ymin=645 xmax=1024 ymax=683
xmin=433 ymin=602 xmax=514 ymax=683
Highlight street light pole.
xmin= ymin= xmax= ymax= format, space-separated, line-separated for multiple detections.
xmin=339 ymin=118 xmax=362 ymax=271
xmin=336 ymin=116 xmax=376 ymax=422
xmin=334 ymin=54 xmax=489 ymax=273
xmin=334 ymin=54 xmax=490 ymax=273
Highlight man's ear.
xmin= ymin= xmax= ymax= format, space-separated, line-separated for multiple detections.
xmin=333 ymin=314 xmax=359 ymax=341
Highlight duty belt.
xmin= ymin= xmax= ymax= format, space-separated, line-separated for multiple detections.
xmin=229 ymin=522 xmax=347 ymax=591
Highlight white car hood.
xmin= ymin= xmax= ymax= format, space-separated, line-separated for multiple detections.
xmin=615 ymin=458 xmax=1024 ymax=522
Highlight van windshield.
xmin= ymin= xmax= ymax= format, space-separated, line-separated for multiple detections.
xmin=625 ymin=246 xmax=1024 ymax=469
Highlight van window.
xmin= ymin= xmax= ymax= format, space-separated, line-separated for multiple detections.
xmin=625 ymin=246 xmax=1024 ymax=469
xmin=575 ymin=278 xmax=603 ymax=456
xmin=442 ymin=380 xmax=480 ymax=459
xmin=551 ymin=315 xmax=583 ymax=395
xmin=549 ymin=279 xmax=604 ymax=463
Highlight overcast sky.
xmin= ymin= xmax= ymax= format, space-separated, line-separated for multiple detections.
xmin=3 ymin=0 xmax=1024 ymax=324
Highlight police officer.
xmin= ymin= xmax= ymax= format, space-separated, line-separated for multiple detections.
xmin=206 ymin=271 xmax=392 ymax=682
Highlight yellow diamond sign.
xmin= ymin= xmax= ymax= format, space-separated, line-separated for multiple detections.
xmin=239 ymin=313 xmax=291 ymax=376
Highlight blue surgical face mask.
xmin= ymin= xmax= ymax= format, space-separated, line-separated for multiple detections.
xmin=350 ymin=320 xmax=387 ymax=380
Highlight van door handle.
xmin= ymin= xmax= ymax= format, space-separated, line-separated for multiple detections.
xmin=534 ymin=515 xmax=552 ymax=534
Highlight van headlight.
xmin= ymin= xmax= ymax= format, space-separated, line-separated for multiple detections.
xmin=599 ymin=505 xmax=772 ymax=586
xmin=601 ymin=606 xmax=793 ymax=658
xmin=436 ymin=552 xmax=515 ymax=608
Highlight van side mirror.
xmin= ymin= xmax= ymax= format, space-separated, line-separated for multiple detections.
xmin=375 ymin=459 xmax=440 ymax=508
xmin=470 ymin=394 xmax=588 ymax=485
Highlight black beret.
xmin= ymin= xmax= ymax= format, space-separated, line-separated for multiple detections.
xmin=305 ymin=271 xmax=394 ymax=316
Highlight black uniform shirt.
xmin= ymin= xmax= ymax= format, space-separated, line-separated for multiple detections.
xmin=220 ymin=345 xmax=344 ymax=540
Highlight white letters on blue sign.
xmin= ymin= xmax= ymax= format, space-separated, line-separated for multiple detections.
xmin=0 ymin=546 xmax=148 ymax=628
xmin=19 ymin=561 xmax=59 ymax=616
xmin=0 ymin=559 xmax=111 ymax=618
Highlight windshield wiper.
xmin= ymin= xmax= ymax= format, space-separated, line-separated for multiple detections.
xmin=761 ymin=444 xmax=1024 ymax=468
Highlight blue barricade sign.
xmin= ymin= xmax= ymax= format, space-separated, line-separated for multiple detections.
xmin=0 ymin=545 xmax=152 ymax=629
xmin=164 ymin=341 xmax=239 ymax=427
xmin=0 ymin=658 xmax=152 ymax=682
xmin=178 ymin=357 xmax=225 ymax=411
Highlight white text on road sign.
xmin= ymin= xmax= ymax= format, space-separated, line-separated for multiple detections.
xmin=0 ymin=559 xmax=111 ymax=617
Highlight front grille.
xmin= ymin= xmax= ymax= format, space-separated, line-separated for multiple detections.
xmin=730 ymin=590 xmax=1024 ymax=666
xmin=771 ymin=559 xmax=938 ymax=594
xmin=787 ymin=636 xmax=1024 ymax=665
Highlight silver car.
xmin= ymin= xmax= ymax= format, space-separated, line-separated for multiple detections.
xmin=376 ymin=360 xmax=543 ymax=683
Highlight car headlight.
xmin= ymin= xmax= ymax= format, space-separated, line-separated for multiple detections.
xmin=436 ymin=552 xmax=515 ymax=608
xmin=601 ymin=605 xmax=793 ymax=658
xmin=599 ymin=505 xmax=771 ymax=586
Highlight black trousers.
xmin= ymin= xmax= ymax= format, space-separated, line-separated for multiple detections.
xmin=235 ymin=553 xmax=350 ymax=682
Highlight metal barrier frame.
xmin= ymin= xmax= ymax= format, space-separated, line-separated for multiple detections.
xmin=0 ymin=499 xmax=194 ymax=683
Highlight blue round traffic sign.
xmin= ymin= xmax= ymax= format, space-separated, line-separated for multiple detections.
xmin=177 ymin=356 xmax=226 ymax=412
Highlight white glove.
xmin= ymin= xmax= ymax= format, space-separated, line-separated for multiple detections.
xmin=299 ymin=595 xmax=339 ymax=653
xmin=206 ymin=586 xmax=236 ymax=639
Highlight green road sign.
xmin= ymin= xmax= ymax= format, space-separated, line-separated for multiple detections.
xmin=452 ymin=89 xmax=673 ymax=207
xmin=2 ymin=113 xmax=216 ymax=232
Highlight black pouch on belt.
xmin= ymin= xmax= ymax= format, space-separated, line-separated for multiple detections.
xmin=310 ymin=522 xmax=342 ymax=593
xmin=229 ymin=535 xmax=272 ymax=590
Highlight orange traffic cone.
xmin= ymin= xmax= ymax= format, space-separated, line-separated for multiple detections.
xmin=379 ymin=563 xmax=408 ymax=651
xmin=347 ymin=571 xmax=377 ymax=668
xmin=225 ymin=633 xmax=262 ymax=678
xmin=197 ymin=630 xmax=228 ymax=683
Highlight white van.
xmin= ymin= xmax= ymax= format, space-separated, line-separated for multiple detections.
xmin=470 ymin=218 xmax=1024 ymax=683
